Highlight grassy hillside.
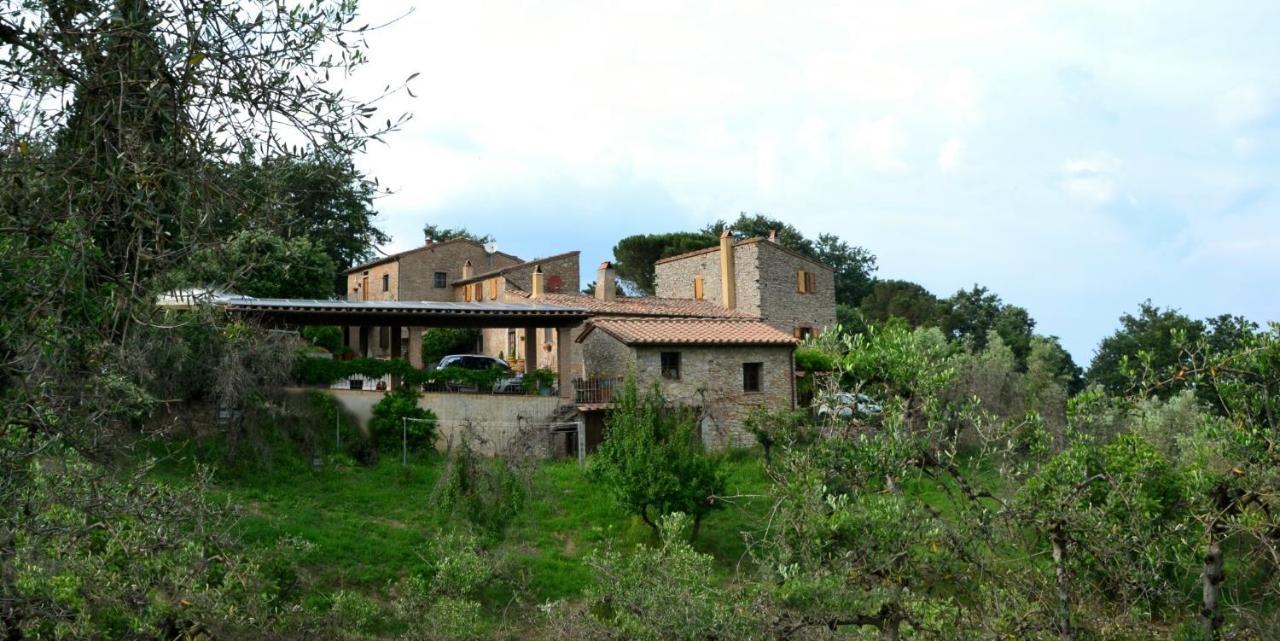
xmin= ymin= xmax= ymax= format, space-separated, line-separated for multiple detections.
xmin=144 ymin=442 xmax=772 ymax=618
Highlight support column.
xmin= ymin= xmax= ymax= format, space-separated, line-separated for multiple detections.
xmin=390 ymin=323 xmax=403 ymax=388
xmin=407 ymin=327 xmax=424 ymax=368
xmin=523 ymin=326 xmax=538 ymax=375
xmin=556 ymin=326 xmax=573 ymax=400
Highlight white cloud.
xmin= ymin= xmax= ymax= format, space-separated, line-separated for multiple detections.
xmin=1215 ymin=84 xmax=1270 ymax=128
xmin=937 ymin=138 xmax=964 ymax=172
xmin=848 ymin=117 xmax=908 ymax=172
xmin=1062 ymin=154 xmax=1120 ymax=204
xmin=937 ymin=69 xmax=982 ymax=123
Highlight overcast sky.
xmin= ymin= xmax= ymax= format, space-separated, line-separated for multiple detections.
xmin=346 ymin=1 xmax=1280 ymax=364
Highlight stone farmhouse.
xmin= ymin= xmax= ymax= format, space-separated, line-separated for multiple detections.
xmin=339 ymin=230 xmax=836 ymax=448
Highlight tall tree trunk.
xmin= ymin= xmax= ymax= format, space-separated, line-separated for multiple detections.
xmin=1201 ymin=524 xmax=1225 ymax=641
xmin=1050 ymin=521 xmax=1075 ymax=641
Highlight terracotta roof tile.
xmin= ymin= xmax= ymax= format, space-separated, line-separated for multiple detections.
xmin=516 ymin=292 xmax=752 ymax=318
xmin=577 ymin=317 xmax=798 ymax=346
xmin=452 ymin=251 xmax=581 ymax=286
xmin=347 ymin=238 xmax=521 ymax=273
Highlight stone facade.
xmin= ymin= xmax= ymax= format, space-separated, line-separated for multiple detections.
xmin=653 ymin=238 xmax=835 ymax=336
xmin=579 ymin=330 xmax=794 ymax=448
xmin=344 ymin=238 xmax=519 ymax=303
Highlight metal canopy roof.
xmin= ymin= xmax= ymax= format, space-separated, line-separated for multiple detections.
xmin=219 ymin=297 xmax=591 ymax=328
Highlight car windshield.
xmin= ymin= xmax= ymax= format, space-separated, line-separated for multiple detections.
xmin=440 ymin=355 xmax=509 ymax=372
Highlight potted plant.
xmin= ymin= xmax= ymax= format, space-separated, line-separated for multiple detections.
xmin=522 ymin=368 xmax=557 ymax=396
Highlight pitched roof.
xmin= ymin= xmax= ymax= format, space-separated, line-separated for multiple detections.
xmin=346 ymin=238 xmax=521 ymax=273
xmin=653 ymin=236 xmax=834 ymax=271
xmin=576 ymin=317 xmax=798 ymax=346
xmin=452 ymin=251 xmax=581 ymax=286
xmin=514 ymin=292 xmax=752 ymax=318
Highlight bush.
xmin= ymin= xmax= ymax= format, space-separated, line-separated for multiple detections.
xmin=794 ymin=346 xmax=834 ymax=372
xmin=591 ymin=379 xmax=726 ymax=540
xmin=433 ymin=437 xmax=527 ymax=537
xmin=742 ymin=408 xmax=812 ymax=463
xmin=302 ymin=325 xmax=345 ymax=355
xmin=421 ymin=327 xmax=481 ymax=366
xmin=522 ymin=367 xmax=557 ymax=393
xmin=368 ymin=388 xmax=437 ymax=451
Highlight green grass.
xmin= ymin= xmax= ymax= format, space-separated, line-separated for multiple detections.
xmin=144 ymin=440 xmax=774 ymax=607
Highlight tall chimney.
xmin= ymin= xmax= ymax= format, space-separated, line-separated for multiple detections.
xmin=531 ymin=265 xmax=545 ymax=299
xmin=768 ymin=229 xmax=778 ymax=242
xmin=596 ymin=261 xmax=617 ymax=301
xmin=461 ymin=259 xmax=473 ymax=280
xmin=719 ymin=229 xmax=736 ymax=309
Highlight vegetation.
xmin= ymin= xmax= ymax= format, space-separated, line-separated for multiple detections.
xmin=420 ymin=327 xmax=482 ymax=366
xmin=368 ymin=388 xmax=437 ymax=451
xmin=4 ymin=0 xmax=1278 ymax=638
xmin=591 ymin=380 xmax=727 ymax=539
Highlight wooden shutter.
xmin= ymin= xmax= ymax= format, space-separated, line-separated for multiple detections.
xmin=464 ymin=284 xmax=472 ymax=302
xmin=488 ymin=278 xmax=498 ymax=300
xmin=693 ymin=275 xmax=704 ymax=300
xmin=805 ymin=271 xmax=817 ymax=293
xmin=473 ymin=283 xmax=483 ymax=301
xmin=797 ymin=270 xmax=806 ymax=293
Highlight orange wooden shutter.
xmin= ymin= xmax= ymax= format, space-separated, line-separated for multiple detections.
xmin=693 ymin=275 xmax=704 ymax=300
xmin=806 ymin=272 xmax=816 ymax=293
xmin=797 ymin=270 xmax=806 ymax=293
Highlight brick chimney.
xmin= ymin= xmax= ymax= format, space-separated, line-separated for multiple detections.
xmin=719 ymin=229 xmax=736 ymax=309
xmin=462 ymin=259 xmax=473 ymax=280
xmin=768 ymin=228 xmax=778 ymax=242
xmin=531 ymin=265 xmax=544 ymax=299
xmin=596 ymin=261 xmax=617 ymax=301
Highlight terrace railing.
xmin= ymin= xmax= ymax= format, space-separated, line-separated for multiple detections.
xmin=573 ymin=375 xmax=624 ymax=405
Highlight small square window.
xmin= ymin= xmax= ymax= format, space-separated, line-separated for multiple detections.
xmin=743 ymin=362 xmax=762 ymax=392
xmin=433 ymin=272 xmax=448 ymax=288
xmin=660 ymin=352 xmax=681 ymax=380
xmin=794 ymin=326 xmax=814 ymax=340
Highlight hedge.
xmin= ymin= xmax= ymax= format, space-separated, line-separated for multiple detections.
xmin=293 ymin=357 xmax=512 ymax=390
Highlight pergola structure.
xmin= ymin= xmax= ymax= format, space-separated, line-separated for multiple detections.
xmin=221 ymin=297 xmax=591 ymax=399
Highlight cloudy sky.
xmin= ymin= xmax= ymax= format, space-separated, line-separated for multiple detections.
xmin=345 ymin=1 xmax=1280 ymax=363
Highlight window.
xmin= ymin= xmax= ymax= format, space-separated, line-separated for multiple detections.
xmin=361 ymin=276 xmax=369 ymax=300
xmin=660 ymin=352 xmax=681 ymax=380
xmin=381 ymin=274 xmax=389 ymax=292
xmin=434 ymin=271 xmax=447 ymax=288
xmin=507 ymin=330 xmax=517 ymax=357
xmin=743 ymin=362 xmax=762 ymax=392
xmin=693 ymin=274 xmax=704 ymax=300
xmin=796 ymin=270 xmax=817 ymax=294
xmin=794 ymin=326 xmax=814 ymax=340
xmin=472 ymin=283 xmax=483 ymax=301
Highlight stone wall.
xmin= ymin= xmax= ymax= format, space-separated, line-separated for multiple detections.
xmin=345 ymin=260 xmax=399 ymax=302
xmin=397 ymin=241 xmax=519 ymax=301
xmin=503 ymin=252 xmax=580 ymax=295
xmin=578 ymin=332 xmax=795 ymax=449
xmin=579 ymin=328 xmax=637 ymax=378
xmin=652 ymin=242 xmax=762 ymax=316
xmin=754 ymin=241 xmax=837 ymax=335
xmin=319 ymin=388 xmax=568 ymax=456
xmin=633 ymin=343 xmax=794 ymax=449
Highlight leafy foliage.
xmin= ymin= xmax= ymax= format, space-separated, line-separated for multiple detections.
xmin=434 ymin=437 xmax=528 ymax=537
xmin=368 ymin=388 xmax=437 ymax=451
xmin=422 ymin=224 xmax=494 ymax=245
xmin=591 ymin=380 xmax=726 ymax=538
xmin=421 ymin=327 xmax=482 ymax=366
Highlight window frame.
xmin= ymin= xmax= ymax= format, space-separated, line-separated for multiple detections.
xmin=742 ymin=362 xmax=763 ymax=393
xmin=660 ymin=351 xmax=682 ymax=380
xmin=381 ymin=273 xmax=390 ymax=292
xmin=433 ymin=271 xmax=448 ymax=288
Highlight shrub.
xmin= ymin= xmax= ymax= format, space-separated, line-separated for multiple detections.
xmin=328 ymin=589 xmax=381 ymax=632
xmin=742 ymin=408 xmax=812 ymax=463
xmin=522 ymin=367 xmax=557 ymax=393
xmin=433 ymin=437 xmax=527 ymax=537
xmin=794 ymin=346 xmax=834 ymax=372
xmin=302 ymin=325 xmax=345 ymax=355
xmin=392 ymin=532 xmax=495 ymax=641
xmin=591 ymin=379 xmax=726 ymax=540
xmin=368 ymin=388 xmax=437 ymax=451
xmin=421 ymin=327 xmax=481 ymax=366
